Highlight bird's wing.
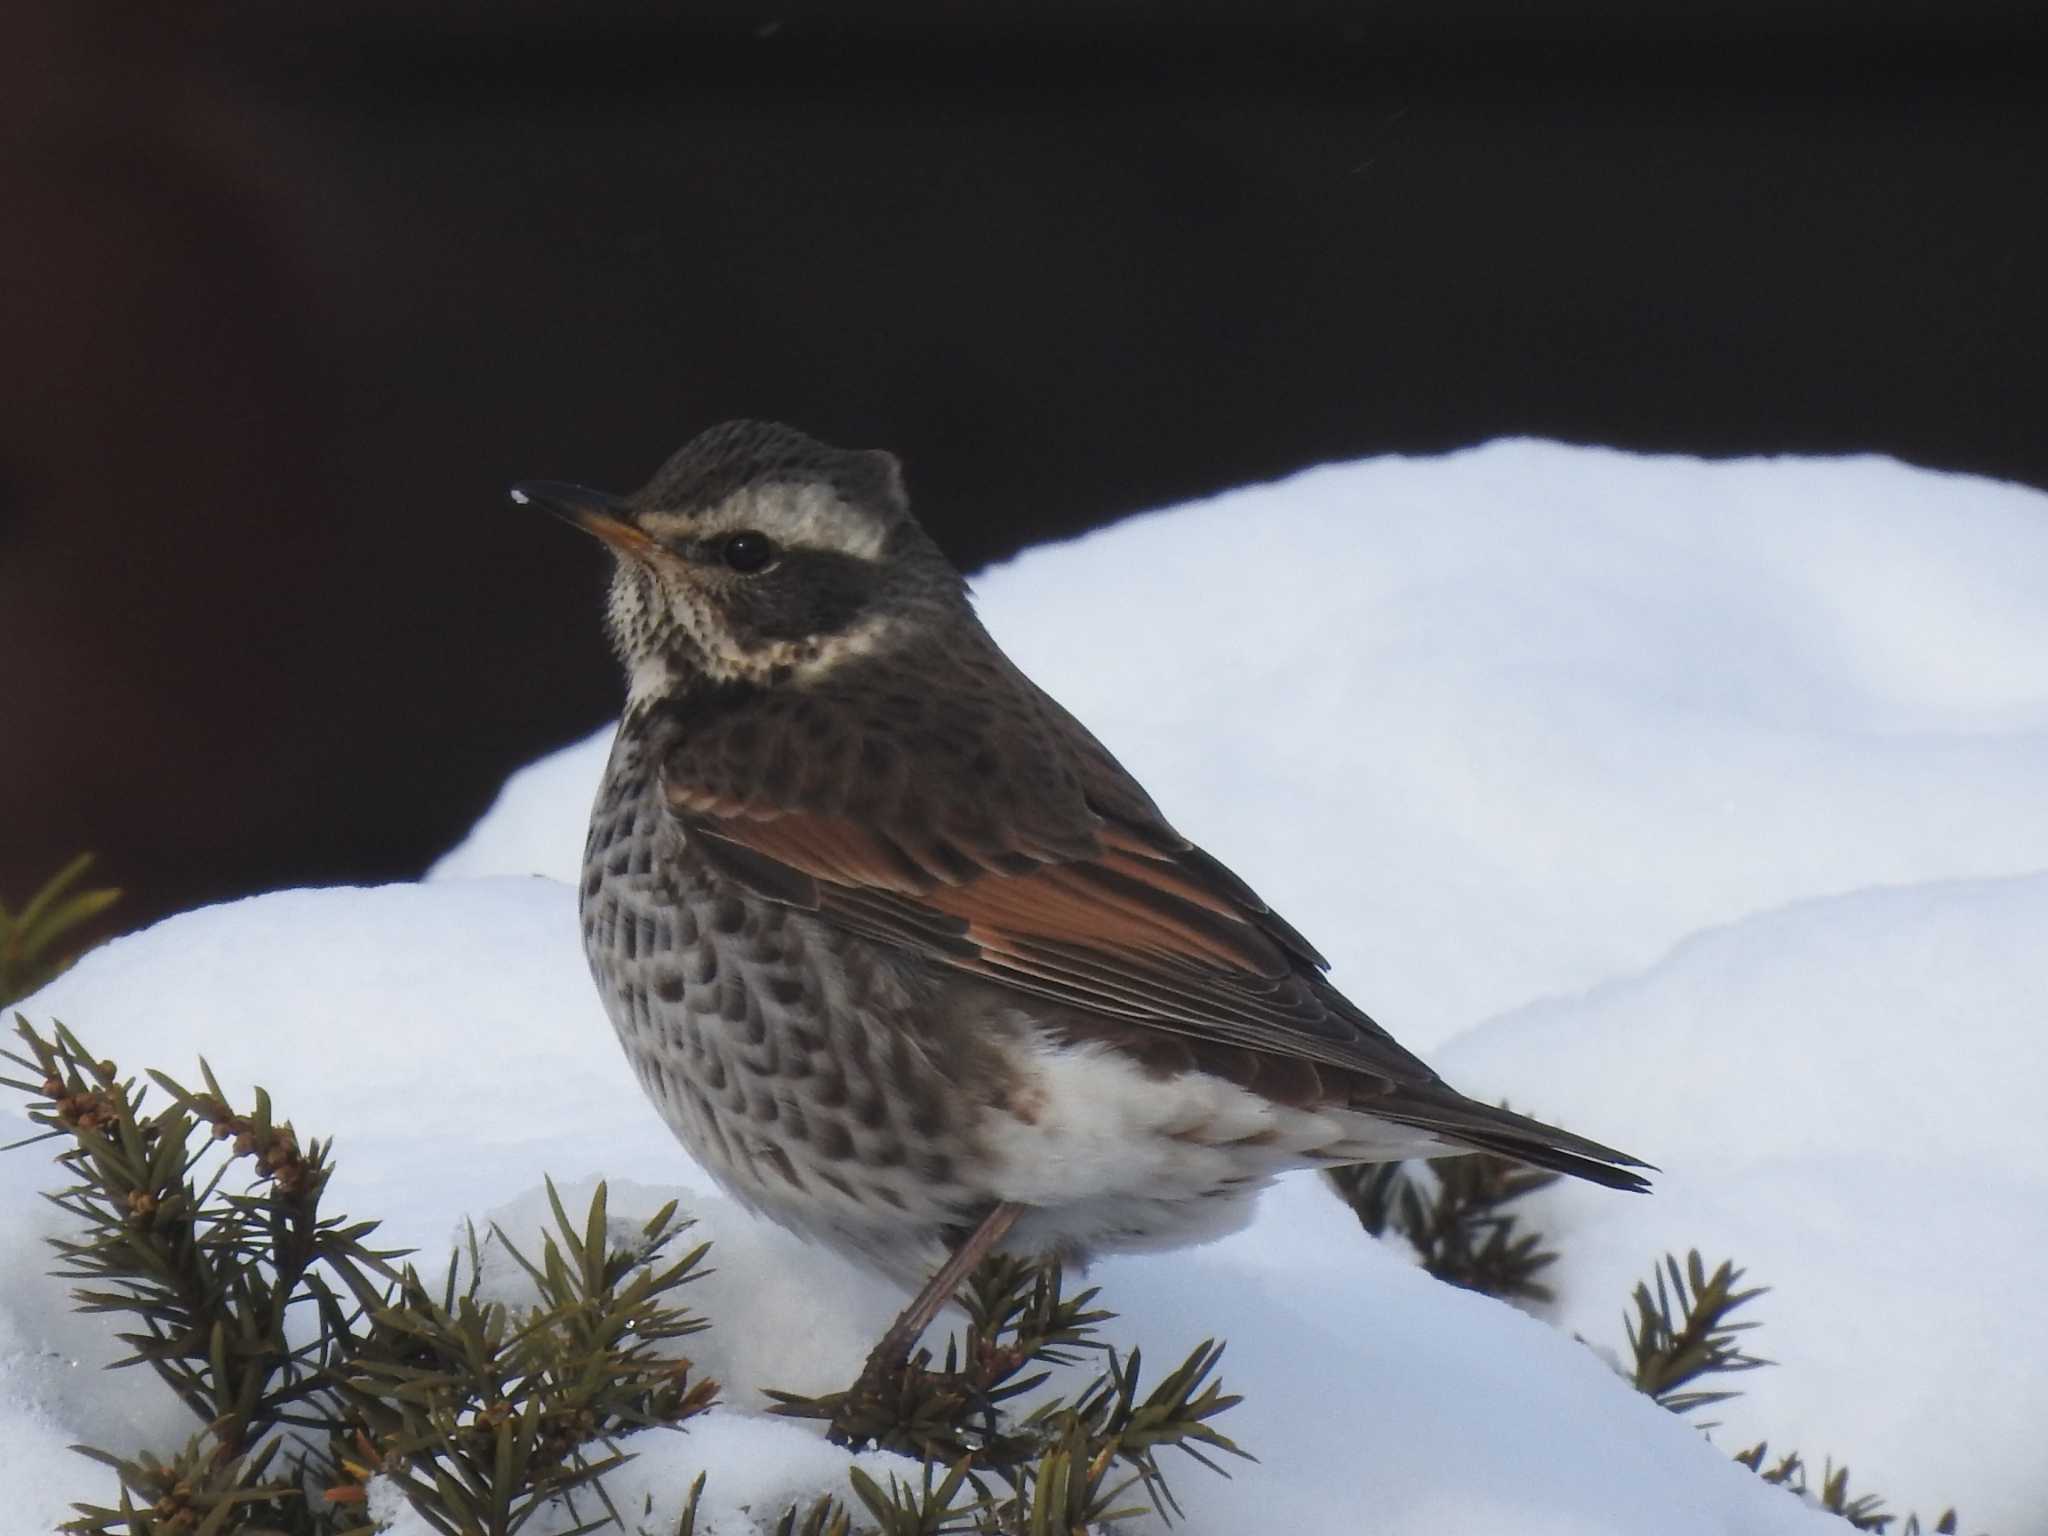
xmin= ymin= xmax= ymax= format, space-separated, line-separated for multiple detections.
xmin=656 ymin=639 xmax=1442 ymax=1093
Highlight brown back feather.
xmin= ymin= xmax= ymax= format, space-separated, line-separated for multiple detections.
xmin=661 ymin=631 xmax=1441 ymax=1089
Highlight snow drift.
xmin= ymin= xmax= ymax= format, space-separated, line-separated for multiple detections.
xmin=11 ymin=440 xmax=2046 ymax=1533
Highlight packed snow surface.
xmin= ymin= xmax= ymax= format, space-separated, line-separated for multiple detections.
xmin=9 ymin=440 xmax=2046 ymax=1534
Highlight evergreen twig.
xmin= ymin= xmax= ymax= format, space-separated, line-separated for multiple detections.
xmin=767 ymin=1254 xmax=1248 ymax=1530
xmin=324 ymin=1182 xmax=718 ymax=1536
xmin=764 ymin=1254 xmax=1113 ymax=1464
xmin=63 ymin=1433 xmax=302 ymax=1536
xmin=4 ymin=1018 xmax=718 ymax=1536
xmin=1621 ymin=1252 xmax=1975 ymax=1535
xmin=3 ymin=1017 xmax=403 ymax=1460
xmin=1330 ymin=1141 xmax=1986 ymax=1536
xmin=0 ymin=855 xmax=121 ymax=1008
xmin=1624 ymin=1249 xmax=1771 ymax=1415
xmin=1734 ymin=1444 xmax=1965 ymax=1535
xmin=1331 ymin=1149 xmax=1562 ymax=1302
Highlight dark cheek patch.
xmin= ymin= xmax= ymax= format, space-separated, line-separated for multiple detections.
xmin=730 ymin=549 xmax=875 ymax=644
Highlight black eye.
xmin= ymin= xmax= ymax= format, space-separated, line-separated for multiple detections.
xmin=720 ymin=530 xmax=776 ymax=573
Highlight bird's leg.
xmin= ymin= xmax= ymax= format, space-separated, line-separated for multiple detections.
xmin=854 ymin=1201 xmax=1025 ymax=1395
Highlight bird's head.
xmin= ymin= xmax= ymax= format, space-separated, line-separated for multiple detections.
xmin=515 ymin=420 xmax=966 ymax=704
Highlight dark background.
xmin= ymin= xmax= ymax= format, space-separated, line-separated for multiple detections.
xmin=5 ymin=1 xmax=2044 ymax=938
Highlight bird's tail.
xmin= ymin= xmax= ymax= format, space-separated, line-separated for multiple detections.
xmin=1376 ymin=1088 xmax=1653 ymax=1192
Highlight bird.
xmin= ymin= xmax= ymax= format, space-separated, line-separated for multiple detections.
xmin=513 ymin=420 xmax=1648 ymax=1391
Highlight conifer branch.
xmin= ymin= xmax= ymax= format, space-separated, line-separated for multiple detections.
xmin=1619 ymin=1251 xmax=1976 ymax=1535
xmin=1734 ymin=1444 xmax=1967 ymax=1535
xmin=1331 ymin=1149 xmax=1562 ymax=1302
xmin=767 ymin=1254 xmax=1247 ymax=1530
xmin=0 ymin=856 xmax=121 ymax=1009
xmin=4 ymin=1016 xmax=403 ymax=1465
xmin=1624 ymin=1249 xmax=1771 ymax=1415
xmin=326 ymin=1183 xmax=717 ymax=1536
xmin=5 ymin=1018 xmax=717 ymax=1536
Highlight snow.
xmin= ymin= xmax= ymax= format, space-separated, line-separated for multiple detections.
xmin=1434 ymin=874 xmax=2048 ymax=1523
xmin=440 ymin=444 xmax=2048 ymax=1049
xmin=427 ymin=728 xmax=615 ymax=884
xmin=9 ymin=439 xmax=2046 ymax=1534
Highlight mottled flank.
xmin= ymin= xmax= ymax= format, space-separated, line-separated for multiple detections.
xmin=557 ymin=420 xmax=1647 ymax=1286
xmin=586 ymin=723 xmax=1012 ymax=1276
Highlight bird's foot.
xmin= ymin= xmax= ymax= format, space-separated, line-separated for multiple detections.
xmin=765 ymin=1342 xmax=984 ymax=1456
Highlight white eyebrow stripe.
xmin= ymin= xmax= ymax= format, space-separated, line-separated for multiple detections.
xmin=641 ymin=482 xmax=889 ymax=562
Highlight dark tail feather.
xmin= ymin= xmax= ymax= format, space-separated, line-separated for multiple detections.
xmin=1378 ymin=1090 xmax=1654 ymax=1193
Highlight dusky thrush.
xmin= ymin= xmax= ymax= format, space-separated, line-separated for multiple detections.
xmin=515 ymin=420 xmax=1648 ymax=1384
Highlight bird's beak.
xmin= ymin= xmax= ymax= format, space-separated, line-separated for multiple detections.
xmin=509 ymin=481 xmax=659 ymax=560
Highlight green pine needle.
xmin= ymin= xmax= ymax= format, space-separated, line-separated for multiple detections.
xmin=1625 ymin=1249 xmax=1771 ymax=1414
xmin=1 ymin=855 xmax=121 ymax=1009
xmin=1330 ymin=1135 xmax=1563 ymax=1304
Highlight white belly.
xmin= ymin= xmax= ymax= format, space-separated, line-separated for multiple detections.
xmin=980 ymin=1035 xmax=1448 ymax=1264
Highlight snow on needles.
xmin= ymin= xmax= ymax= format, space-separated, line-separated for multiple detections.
xmin=10 ymin=439 xmax=2047 ymax=1533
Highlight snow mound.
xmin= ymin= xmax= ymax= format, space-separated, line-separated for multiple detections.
xmin=11 ymin=439 xmax=2046 ymax=1532
xmin=436 ymin=441 xmax=2048 ymax=1047
xmin=428 ymin=727 xmax=615 ymax=882
xmin=10 ymin=885 xmax=1830 ymax=1536
xmin=1436 ymin=874 xmax=2048 ymax=1529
